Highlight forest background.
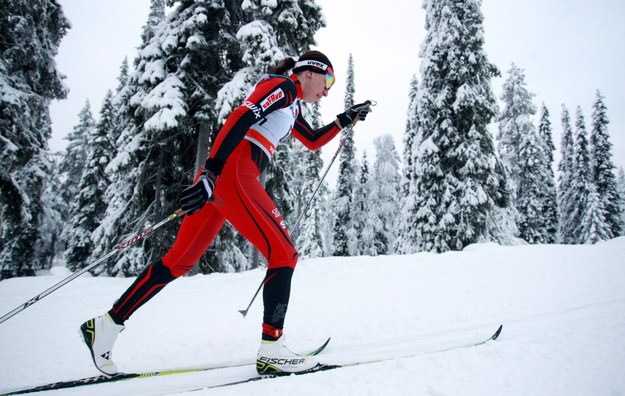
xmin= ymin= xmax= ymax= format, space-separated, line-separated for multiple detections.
xmin=1 ymin=0 xmax=624 ymax=279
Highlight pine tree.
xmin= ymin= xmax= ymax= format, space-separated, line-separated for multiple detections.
xmin=498 ymin=67 xmax=556 ymax=244
xmin=0 ymin=0 xmax=69 ymax=278
xmin=570 ymin=107 xmax=610 ymax=243
xmin=570 ymin=107 xmax=592 ymax=239
xmin=90 ymin=58 xmax=148 ymax=274
xmin=590 ymin=90 xmax=620 ymax=237
xmin=616 ymin=167 xmax=625 ymax=235
xmin=94 ymin=0 xmax=325 ymax=275
xmin=497 ymin=64 xmax=536 ymax=196
xmin=94 ymin=0 xmax=247 ymax=275
xmin=37 ymin=152 xmax=66 ymax=264
xmin=65 ymin=91 xmax=115 ymax=271
xmin=396 ymin=76 xmax=421 ymax=254
xmin=142 ymin=0 xmax=165 ymax=43
xmin=297 ymin=102 xmax=329 ymax=258
xmin=94 ymin=0 xmax=198 ymax=275
xmin=110 ymin=57 xmax=130 ymax=147
xmin=536 ymin=103 xmax=558 ymax=243
xmin=516 ymin=115 xmax=550 ymax=243
xmin=59 ymin=101 xmax=94 ymax=209
xmin=368 ymin=135 xmax=401 ymax=255
xmin=581 ymin=184 xmax=610 ymax=244
xmin=353 ymin=151 xmax=372 ymax=255
xmin=401 ymin=76 xmax=420 ymax=196
xmin=557 ymin=106 xmax=576 ymax=243
xmin=413 ymin=0 xmax=509 ymax=252
xmin=332 ymin=54 xmax=358 ymax=256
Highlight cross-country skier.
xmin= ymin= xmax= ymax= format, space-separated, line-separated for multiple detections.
xmin=80 ymin=50 xmax=372 ymax=376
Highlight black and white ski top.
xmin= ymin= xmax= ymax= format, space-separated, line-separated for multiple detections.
xmin=205 ymin=73 xmax=342 ymax=176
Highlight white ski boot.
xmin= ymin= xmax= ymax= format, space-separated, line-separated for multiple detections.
xmin=256 ymin=335 xmax=319 ymax=375
xmin=80 ymin=313 xmax=125 ymax=375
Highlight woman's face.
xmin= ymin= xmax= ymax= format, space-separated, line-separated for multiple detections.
xmin=300 ymin=71 xmax=330 ymax=103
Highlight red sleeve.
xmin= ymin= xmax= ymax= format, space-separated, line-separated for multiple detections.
xmin=291 ymin=111 xmax=342 ymax=151
xmin=205 ymin=76 xmax=298 ymax=175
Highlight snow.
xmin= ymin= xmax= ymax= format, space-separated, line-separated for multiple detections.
xmin=1 ymin=239 xmax=625 ymax=395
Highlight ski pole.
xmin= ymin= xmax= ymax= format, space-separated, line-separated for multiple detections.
xmin=0 ymin=209 xmax=186 ymax=325
xmin=238 ymin=129 xmax=353 ymax=318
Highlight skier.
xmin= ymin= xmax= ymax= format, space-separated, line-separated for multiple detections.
xmin=80 ymin=50 xmax=372 ymax=376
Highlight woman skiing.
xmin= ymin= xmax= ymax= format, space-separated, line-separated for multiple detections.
xmin=80 ymin=50 xmax=372 ymax=376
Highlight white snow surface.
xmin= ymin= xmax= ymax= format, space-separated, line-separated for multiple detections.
xmin=1 ymin=239 xmax=625 ymax=395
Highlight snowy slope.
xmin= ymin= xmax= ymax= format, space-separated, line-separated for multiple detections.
xmin=1 ymin=238 xmax=624 ymax=395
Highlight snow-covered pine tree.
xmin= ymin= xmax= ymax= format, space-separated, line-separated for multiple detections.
xmin=536 ymin=103 xmax=558 ymax=243
xmin=49 ymin=103 xmax=93 ymax=266
xmin=37 ymin=152 xmax=66 ymax=264
xmin=90 ymin=59 xmax=142 ymax=276
xmin=617 ymin=167 xmax=625 ymax=234
xmin=367 ymin=135 xmax=401 ymax=255
xmin=581 ymin=184 xmax=610 ymax=244
xmin=353 ymin=151 xmax=372 ymax=255
xmin=516 ymin=109 xmax=551 ymax=243
xmin=143 ymin=0 xmax=165 ymax=43
xmin=109 ymin=57 xmax=130 ymax=147
xmin=498 ymin=65 xmax=555 ymax=244
xmin=590 ymin=90 xmax=621 ymax=237
xmin=497 ymin=64 xmax=536 ymax=198
xmin=570 ymin=107 xmax=611 ymax=243
xmin=396 ymin=76 xmax=421 ymax=254
xmin=58 ymin=101 xmax=94 ymax=213
xmin=93 ymin=0 xmax=170 ymax=276
xmin=332 ymin=54 xmax=358 ymax=256
xmin=94 ymin=0 xmax=249 ymax=275
xmin=401 ymin=76 xmax=419 ymax=197
xmin=413 ymin=0 xmax=509 ymax=252
xmin=0 ymin=0 xmax=69 ymax=278
xmin=297 ymin=101 xmax=329 ymax=258
xmin=94 ymin=0 xmax=326 ymax=275
xmin=557 ymin=106 xmax=576 ymax=243
xmin=65 ymin=91 xmax=115 ymax=271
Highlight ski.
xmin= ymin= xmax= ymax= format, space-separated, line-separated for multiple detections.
xmin=188 ymin=325 xmax=503 ymax=392
xmin=1 ymin=337 xmax=331 ymax=395
xmin=3 ymin=325 xmax=502 ymax=395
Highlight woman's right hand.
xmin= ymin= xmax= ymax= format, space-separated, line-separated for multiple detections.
xmin=180 ymin=169 xmax=217 ymax=215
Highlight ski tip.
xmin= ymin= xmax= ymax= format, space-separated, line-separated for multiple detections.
xmin=309 ymin=337 xmax=332 ymax=356
xmin=491 ymin=324 xmax=503 ymax=341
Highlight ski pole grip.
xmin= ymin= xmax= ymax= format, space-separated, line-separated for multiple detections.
xmin=175 ymin=208 xmax=187 ymax=217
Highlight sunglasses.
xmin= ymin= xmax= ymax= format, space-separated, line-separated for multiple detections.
xmin=325 ymin=67 xmax=335 ymax=90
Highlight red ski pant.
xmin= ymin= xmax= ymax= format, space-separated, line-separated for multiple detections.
xmin=162 ymin=141 xmax=298 ymax=276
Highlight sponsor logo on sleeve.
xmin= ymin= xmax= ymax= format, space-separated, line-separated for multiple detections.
xmin=260 ymin=88 xmax=285 ymax=111
xmin=243 ymin=100 xmax=262 ymax=119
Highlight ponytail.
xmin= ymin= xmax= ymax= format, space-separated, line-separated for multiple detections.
xmin=267 ymin=57 xmax=296 ymax=75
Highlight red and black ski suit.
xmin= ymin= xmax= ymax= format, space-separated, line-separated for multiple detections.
xmin=109 ymin=73 xmax=343 ymax=340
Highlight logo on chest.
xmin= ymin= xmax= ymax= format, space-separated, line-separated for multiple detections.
xmin=261 ymin=88 xmax=285 ymax=111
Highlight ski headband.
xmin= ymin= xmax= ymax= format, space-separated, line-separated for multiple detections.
xmin=293 ymin=59 xmax=332 ymax=72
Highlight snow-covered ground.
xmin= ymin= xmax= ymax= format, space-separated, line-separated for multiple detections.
xmin=1 ymin=238 xmax=624 ymax=395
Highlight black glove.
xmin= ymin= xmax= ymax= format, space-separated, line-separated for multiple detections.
xmin=337 ymin=100 xmax=373 ymax=128
xmin=180 ymin=168 xmax=217 ymax=215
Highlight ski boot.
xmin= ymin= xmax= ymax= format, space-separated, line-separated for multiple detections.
xmin=256 ymin=335 xmax=319 ymax=375
xmin=80 ymin=313 xmax=125 ymax=375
